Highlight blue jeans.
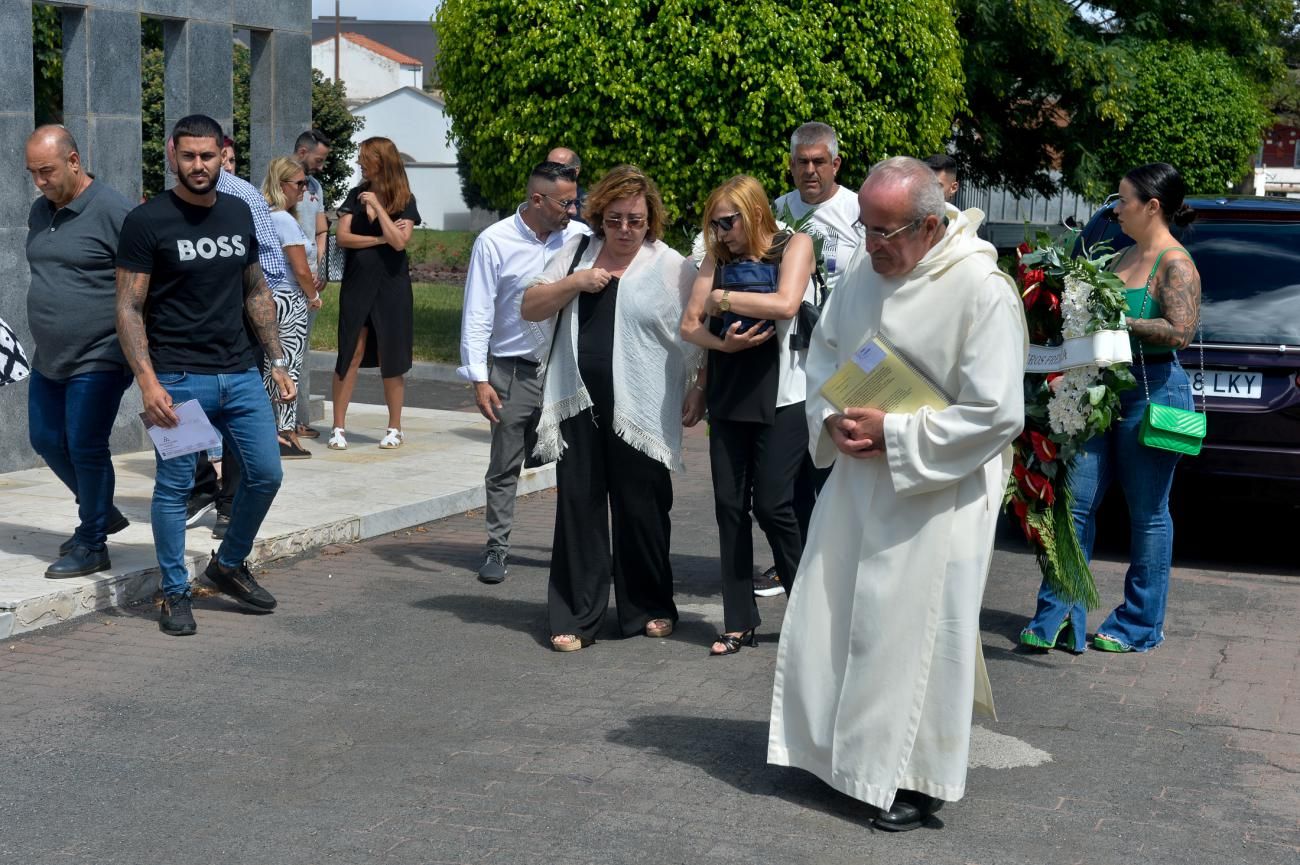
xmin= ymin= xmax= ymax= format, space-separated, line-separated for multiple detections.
xmin=1025 ymin=360 xmax=1194 ymax=652
xmin=151 ymin=369 xmax=283 ymax=596
xmin=28 ymin=368 xmax=132 ymax=550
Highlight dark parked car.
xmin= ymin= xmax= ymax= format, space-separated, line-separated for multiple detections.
xmin=1077 ymin=195 xmax=1300 ymax=506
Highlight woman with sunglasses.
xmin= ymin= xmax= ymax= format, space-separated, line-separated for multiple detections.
xmin=521 ymin=165 xmax=703 ymax=652
xmin=330 ymin=137 xmax=420 ymax=451
xmin=680 ymin=175 xmax=816 ymax=656
xmin=260 ymin=157 xmax=324 ymax=458
xmin=1021 ymin=162 xmax=1200 ymax=654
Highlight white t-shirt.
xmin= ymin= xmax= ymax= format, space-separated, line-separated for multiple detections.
xmin=295 ymin=176 xmax=325 ymax=271
xmin=269 ymin=209 xmax=308 ymax=298
xmin=773 ymin=185 xmax=864 ymax=294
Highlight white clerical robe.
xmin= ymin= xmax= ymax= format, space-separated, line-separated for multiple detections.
xmin=767 ymin=205 xmax=1027 ymax=811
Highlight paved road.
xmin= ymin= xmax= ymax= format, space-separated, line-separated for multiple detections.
xmin=2 ymin=381 xmax=1296 ymax=864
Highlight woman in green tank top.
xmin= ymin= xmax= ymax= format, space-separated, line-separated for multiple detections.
xmin=1021 ymin=163 xmax=1200 ymax=655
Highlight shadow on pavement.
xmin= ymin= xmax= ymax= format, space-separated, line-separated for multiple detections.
xmin=410 ymin=593 xmax=551 ymax=647
xmin=607 ymin=713 xmax=892 ymax=830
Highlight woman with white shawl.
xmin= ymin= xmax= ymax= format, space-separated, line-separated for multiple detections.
xmin=521 ymin=165 xmax=704 ymax=652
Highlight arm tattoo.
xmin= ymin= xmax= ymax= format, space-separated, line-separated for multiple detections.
xmin=242 ymin=262 xmax=285 ymax=361
xmin=1130 ymin=258 xmax=1200 ymax=349
xmin=115 ymin=267 xmax=155 ymax=379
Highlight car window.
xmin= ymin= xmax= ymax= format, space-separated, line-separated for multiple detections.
xmin=1174 ymin=222 xmax=1300 ymax=346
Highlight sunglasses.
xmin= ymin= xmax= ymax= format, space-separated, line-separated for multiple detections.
xmin=709 ymin=212 xmax=741 ymax=233
xmin=603 ymin=215 xmax=647 ymax=230
xmin=863 ymin=218 xmax=922 ymax=243
xmin=543 ymin=193 xmax=578 ymax=210
xmin=283 ymin=178 xmax=309 ymax=189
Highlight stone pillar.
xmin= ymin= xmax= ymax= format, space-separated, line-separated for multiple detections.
xmin=0 ymin=0 xmax=37 ymax=471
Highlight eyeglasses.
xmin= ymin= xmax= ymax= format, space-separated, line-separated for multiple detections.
xmin=709 ymin=212 xmax=742 ymax=233
xmin=863 ymin=218 xmax=922 ymax=243
xmin=543 ymin=193 xmax=579 ymax=210
xmin=603 ymin=214 xmax=647 ymax=230
xmin=283 ymin=179 xmax=308 ymax=189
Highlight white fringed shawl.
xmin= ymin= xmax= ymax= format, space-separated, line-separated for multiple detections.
xmin=524 ymin=235 xmax=701 ymax=470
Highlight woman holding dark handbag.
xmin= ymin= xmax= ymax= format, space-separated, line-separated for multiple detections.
xmin=521 ymin=165 xmax=703 ymax=653
xmin=680 ymin=175 xmax=816 ymax=656
xmin=1021 ymin=162 xmax=1200 ymax=654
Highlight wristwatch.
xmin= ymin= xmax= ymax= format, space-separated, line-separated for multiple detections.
xmin=718 ymin=290 xmax=731 ymax=313
xmin=270 ymin=358 xmax=289 ymax=369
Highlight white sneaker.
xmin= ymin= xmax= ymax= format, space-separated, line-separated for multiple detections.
xmin=327 ymin=427 xmax=347 ymax=450
xmin=378 ymin=428 xmax=403 ymax=449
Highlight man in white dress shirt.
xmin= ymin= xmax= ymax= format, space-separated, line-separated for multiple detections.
xmin=459 ymin=161 xmax=591 ymax=583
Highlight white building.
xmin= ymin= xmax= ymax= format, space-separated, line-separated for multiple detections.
xmin=346 ymin=87 xmax=488 ymax=231
xmin=313 ymin=33 xmax=491 ymax=230
xmin=311 ymin=31 xmax=423 ymax=104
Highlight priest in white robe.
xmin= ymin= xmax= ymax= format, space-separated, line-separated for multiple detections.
xmin=767 ymin=156 xmax=1027 ymax=832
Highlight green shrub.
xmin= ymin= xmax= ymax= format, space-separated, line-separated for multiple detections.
xmin=434 ymin=0 xmax=964 ymax=226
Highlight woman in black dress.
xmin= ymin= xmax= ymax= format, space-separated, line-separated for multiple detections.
xmin=329 ymin=136 xmax=420 ymax=451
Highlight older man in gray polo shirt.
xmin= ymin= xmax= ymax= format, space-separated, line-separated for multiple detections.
xmin=24 ymin=125 xmax=133 ymax=578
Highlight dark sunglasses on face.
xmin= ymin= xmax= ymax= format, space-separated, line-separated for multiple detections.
xmin=710 ymin=212 xmax=741 ymax=233
xmin=284 ymin=179 xmax=308 ymax=189
xmin=543 ymin=193 xmax=578 ymax=210
xmin=603 ymin=215 xmax=646 ymax=230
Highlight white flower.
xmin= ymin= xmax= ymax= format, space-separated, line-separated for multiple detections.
xmin=1047 ymin=364 xmax=1101 ymax=436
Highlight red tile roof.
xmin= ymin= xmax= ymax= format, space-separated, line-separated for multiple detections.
xmin=313 ymin=32 xmax=424 ymax=67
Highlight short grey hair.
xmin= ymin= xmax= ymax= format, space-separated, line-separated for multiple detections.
xmin=867 ymin=156 xmax=946 ymax=222
xmin=790 ymin=122 xmax=838 ymax=159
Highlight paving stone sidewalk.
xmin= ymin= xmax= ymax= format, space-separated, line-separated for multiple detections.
xmin=1 ymin=424 xmax=1296 ymax=865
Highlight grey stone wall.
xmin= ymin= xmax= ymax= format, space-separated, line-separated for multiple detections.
xmin=0 ymin=0 xmax=312 ymax=473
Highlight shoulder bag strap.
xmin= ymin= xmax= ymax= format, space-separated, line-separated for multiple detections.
xmin=1135 ymin=246 xmax=1203 ymax=412
xmin=542 ymin=235 xmax=593 ymax=370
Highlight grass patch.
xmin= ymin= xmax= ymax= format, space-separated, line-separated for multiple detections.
xmin=406 ymin=228 xmax=476 ymax=269
xmin=311 ymin=282 xmax=464 ymax=365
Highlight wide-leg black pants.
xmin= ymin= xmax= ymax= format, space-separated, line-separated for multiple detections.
xmin=709 ymin=402 xmax=807 ymax=633
xmin=547 ymin=403 xmax=678 ymax=642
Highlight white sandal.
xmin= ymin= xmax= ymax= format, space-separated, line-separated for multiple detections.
xmin=327 ymin=427 xmax=347 ymax=450
xmin=378 ymin=428 xmax=403 ymax=449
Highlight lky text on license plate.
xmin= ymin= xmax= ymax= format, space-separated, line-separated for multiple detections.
xmin=1192 ymin=369 xmax=1262 ymax=400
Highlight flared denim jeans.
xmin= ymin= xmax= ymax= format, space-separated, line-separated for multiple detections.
xmin=1024 ymin=359 xmax=1194 ymax=652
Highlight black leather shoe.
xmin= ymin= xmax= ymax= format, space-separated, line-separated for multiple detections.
xmin=871 ymin=791 xmax=944 ymax=832
xmin=204 ymin=553 xmax=277 ymax=610
xmin=159 ymin=590 xmax=197 ymax=636
xmin=45 ymin=544 xmax=111 ymax=579
xmin=59 ymin=510 xmax=129 ymax=557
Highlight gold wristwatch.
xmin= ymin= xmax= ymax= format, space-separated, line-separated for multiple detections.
xmin=718 ymin=290 xmax=731 ymax=313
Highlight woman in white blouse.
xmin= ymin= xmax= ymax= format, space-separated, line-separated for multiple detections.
xmin=260 ymin=157 xmax=323 ymax=459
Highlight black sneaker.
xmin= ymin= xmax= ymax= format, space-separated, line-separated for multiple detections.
xmin=59 ymin=509 xmax=130 ymax=556
xmin=203 ymin=553 xmax=278 ymax=610
xmin=186 ymin=492 xmax=216 ymax=527
xmin=477 ymin=548 xmax=508 ymax=584
xmin=212 ymin=513 xmax=231 ymax=540
xmin=160 ymin=590 xmax=197 ymax=636
xmin=753 ymin=566 xmax=784 ymax=597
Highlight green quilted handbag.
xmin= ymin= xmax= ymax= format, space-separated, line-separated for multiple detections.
xmin=1138 ymin=403 xmax=1206 ymax=456
xmin=1134 ymin=258 xmax=1206 ymax=457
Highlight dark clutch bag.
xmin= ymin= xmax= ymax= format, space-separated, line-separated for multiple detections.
xmin=717 ymin=260 xmax=778 ymax=334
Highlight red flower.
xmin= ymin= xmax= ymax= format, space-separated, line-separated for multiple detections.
xmin=1022 ymin=284 xmax=1041 ymax=309
xmin=1029 ymin=431 xmax=1058 ymax=463
xmin=1017 ymin=242 xmax=1032 ymax=256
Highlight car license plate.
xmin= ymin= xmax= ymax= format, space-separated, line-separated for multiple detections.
xmin=1191 ymin=369 xmax=1263 ymax=400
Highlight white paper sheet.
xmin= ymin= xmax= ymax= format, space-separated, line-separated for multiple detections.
xmin=140 ymin=399 xmax=221 ymax=460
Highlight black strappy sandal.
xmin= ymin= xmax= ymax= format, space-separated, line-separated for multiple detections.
xmin=709 ymin=628 xmax=757 ymax=656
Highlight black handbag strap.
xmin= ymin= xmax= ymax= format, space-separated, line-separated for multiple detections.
xmin=541 ymin=235 xmax=593 ymax=371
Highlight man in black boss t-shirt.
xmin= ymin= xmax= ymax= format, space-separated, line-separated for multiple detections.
xmin=116 ymin=114 xmax=294 ymax=637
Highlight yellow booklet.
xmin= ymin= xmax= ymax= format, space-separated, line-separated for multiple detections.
xmin=820 ymin=334 xmax=951 ymax=413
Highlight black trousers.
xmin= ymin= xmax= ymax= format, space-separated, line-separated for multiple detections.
xmin=709 ymin=402 xmax=808 ymax=633
xmin=793 ymin=453 xmax=831 ymax=544
xmin=547 ymin=408 xmax=678 ymax=641
xmin=193 ymin=449 xmax=238 ymax=517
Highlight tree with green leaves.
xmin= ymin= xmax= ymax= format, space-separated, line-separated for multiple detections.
xmin=434 ymin=0 xmax=964 ymax=228
xmin=953 ymin=0 xmax=1293 ymax=199
xmin=308 ymin=69 xmax=365 ymax=206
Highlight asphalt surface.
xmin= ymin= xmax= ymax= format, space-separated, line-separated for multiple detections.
xmin=2 ymin=374 xmax=1296 ymax=865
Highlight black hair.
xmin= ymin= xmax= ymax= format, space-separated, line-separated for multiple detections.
xmin=530 ymin=160 xmax=579 ymax=184
xmin=172 ymin=114 xmax=224 ymax=149
xmin=295 ymin=128 xmax=332 ymax=152
xmin=923 ymin=154 xmax=958 ymax=175
xmin=1125 ymin=162 xmax=1196 ymax=227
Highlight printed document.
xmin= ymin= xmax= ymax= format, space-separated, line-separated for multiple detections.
xmin=820 ymin=335 xmax=951 ymax=414
xmin=140 ymin=399 xmax=221 ymax=460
